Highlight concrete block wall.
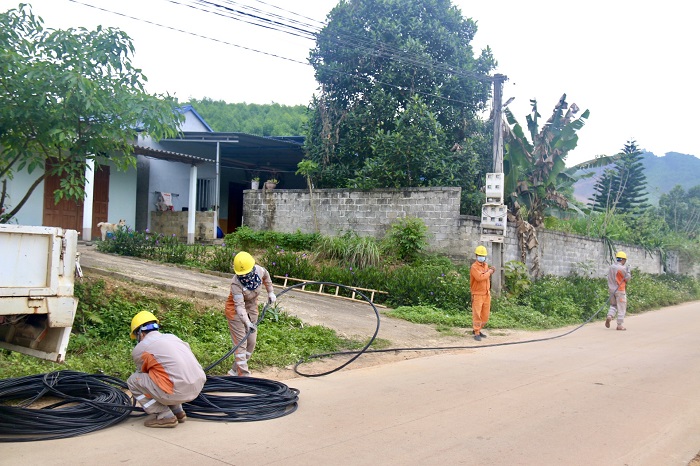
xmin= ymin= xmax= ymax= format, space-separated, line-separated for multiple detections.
xmin=150 ymin=211 xmax=216 ymax=241
xmin=243 ymin=188 xmax=679 ymax=277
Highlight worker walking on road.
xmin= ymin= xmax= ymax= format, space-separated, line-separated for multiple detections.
xmin=606 ymin=251 xmax=632 ymax=331
xmin=470 ymin=245 xmax=495 ymax=342
xmin=127 ymin=311 xmax=206 ymax=428
xmin=225 ymin=251 xmax=276 ymax=376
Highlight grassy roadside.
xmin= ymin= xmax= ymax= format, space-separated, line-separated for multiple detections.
xmin=0 ymin=277 xmax=371 ymax=380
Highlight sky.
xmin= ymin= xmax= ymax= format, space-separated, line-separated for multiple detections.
xmin=3 ymin=0 xmax=699 ymax=167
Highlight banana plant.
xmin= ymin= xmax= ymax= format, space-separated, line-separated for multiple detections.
xmin=503 ymin=94 xmax=596 ymax=227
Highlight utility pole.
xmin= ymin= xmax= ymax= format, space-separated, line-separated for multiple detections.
xmin=490 ymin=74 xmax=506 ymax=294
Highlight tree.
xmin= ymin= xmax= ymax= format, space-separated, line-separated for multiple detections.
xmin=0 ymin=5 xmax=183 ymax=223
xmin=658 ymin=184 xmax=700 ymax=239
xmin=186 ymin=98 xmax=308 ymax=135
xmin=304 ymin=0 xmax=495 ymax=209
xmin=503 ymin=94 xmax=591 ymax=229
xmin=589 ymin=140 xmax=650 ymax=214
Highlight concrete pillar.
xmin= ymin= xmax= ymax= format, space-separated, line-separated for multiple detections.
xmin=82 ymin=159 xmax=95 ymax=241
xmin=187 ymin=165 xmax=197 ymax=244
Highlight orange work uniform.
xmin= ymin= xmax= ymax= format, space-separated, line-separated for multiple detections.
xmin=470 ymin=260 xmax=493 ymax=335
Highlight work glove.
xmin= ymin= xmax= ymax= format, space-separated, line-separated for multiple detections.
xmin=245 ymin=321 xmax=257 ymax=333
xmin=268 ymin=292 xmax=277 ymax=304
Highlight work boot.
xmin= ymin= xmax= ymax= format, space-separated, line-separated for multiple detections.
xmin=227 ymin=369 xmax=238 ymax=377
xmin=144 ymin=414 xmax=178 ymax=428
xmin=605 ymin=316 xmax=612 ymax=328
xmin=174 ymin=411 xmax=187 ymax=423
xmin=473 ymin=333 xmax=482 ymax=342
xmin=479 ymin=331 xmax=487 ymax=338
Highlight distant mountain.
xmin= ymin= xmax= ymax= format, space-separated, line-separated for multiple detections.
xmin=572 ymin=152 xmax=700 ymax=207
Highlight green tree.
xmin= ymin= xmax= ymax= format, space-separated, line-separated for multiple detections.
xmin=304 ymin=0 xmax=495 ymax=206
xmin=589 ymin=140 xmax=650 ymax=214
xmin=658 ymin=184 xmax=700 ymax=239
xmin=186 ymin=98 xmax=308 ymax=135
xmin=0 ymin=5 xmax=183 ymax=223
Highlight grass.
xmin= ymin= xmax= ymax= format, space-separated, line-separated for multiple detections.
xmin=0 ymin=277 xmax=367 ymax=380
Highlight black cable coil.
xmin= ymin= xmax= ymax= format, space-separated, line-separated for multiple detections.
xmin=184 ymin=375 xmax=299 ymax=422
xmin=0 ymin=371 xmax=299 ymax=442
xmin=0 ymin=371 xmax=136 ymax=442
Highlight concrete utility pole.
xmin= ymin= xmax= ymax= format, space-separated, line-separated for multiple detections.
xmin=490 ymin=74 xmax=506 ymax=294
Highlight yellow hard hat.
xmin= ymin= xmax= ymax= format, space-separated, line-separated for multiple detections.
xmin=233 ymin=251 xmax=256 ymax=275
xmin=130 ymin=311 xmax=159 ymax=339
xmin=616 ymin=251 xmax=627 ymax=260
xmin=475 ymin=245 xmax=488 ymax=256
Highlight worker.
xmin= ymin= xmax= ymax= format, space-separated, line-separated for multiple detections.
xmin=470 ymin=245 xmax=495 ymax=341
xmin=605 ymin=251 xmax=632 ymax=331
xmin=127 ymin=311 xmax=206 ymax=428
xmin=225 ymin=251 xmax=276 ymax=376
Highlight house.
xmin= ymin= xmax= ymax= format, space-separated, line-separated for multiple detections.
xmin=4 ymin=106 xmax=306 ymax=242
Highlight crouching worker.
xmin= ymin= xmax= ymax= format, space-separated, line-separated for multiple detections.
xmin=127 ymin=311 xmax=206 ymax=428
xmin=225 ymin=251 xmax=276 ymax=376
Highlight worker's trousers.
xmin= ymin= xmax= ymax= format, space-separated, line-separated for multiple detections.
xmin=472 ymin=293 xmax=491 ymax=335
xmin=127 ymin=372 xmax=185 ymax=417
xmin=227 ymin=304 xmax=259 ymax=376
xmin=607 ymin=291 xmax=627 ymax=324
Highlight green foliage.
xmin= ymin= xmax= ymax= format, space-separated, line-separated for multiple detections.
xmin=503 ymin=95 xmax=591 ymax=227
xmin=503 ymin=261 xmax=531 ymax=298
xmin=658 ymin=184 xmax=700 ymax=239
xmin=0 ymin=278 xmax=356 ymax=379
xmin=0 ymin=5 xmax=182 ymax=223
xmin=185 ymin=98 xmax=308 ymax=136
xmin=383 ymin=216 xmax=430 ymax=262
xmin=262 ymin=248 xmax=316 ymax=281
xmin=314 ymin=231 xmax=383 ymax=268
xmin=305 ymin=0 xmax=495 ymax=199
xmin=590 ymin=140 xmax=650 ymax=214
xmin=224 ymin=226 xmax=320 ymax=252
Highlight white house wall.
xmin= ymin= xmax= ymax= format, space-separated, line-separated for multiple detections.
xmin=5 ymin=169 xmax=45 ymax=226
xmin=107 ymin=164 xmax=137 ymax=227
xmin=147 ymin=158 xmax=193 ymax=230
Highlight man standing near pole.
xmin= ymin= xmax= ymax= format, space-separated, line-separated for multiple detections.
xmin=471 ymin=245 xmax=496 ymax=342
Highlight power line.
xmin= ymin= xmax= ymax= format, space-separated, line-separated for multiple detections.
xmin=65 ymin=0 xmax=494 ymax=106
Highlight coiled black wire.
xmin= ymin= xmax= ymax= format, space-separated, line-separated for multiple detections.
xmin=184 ymin=375 xmax=299 ymax=422
xmin=0 ymin=371 xmax=137 ymax=442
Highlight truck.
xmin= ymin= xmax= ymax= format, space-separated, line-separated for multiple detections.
xmin=0 ymin=225 xmax=79 ymax=363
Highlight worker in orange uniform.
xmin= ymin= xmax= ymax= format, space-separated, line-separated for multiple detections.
xmin=470 ymin=245 xmax=495 ymax=342
xmin=127 ymin=311 xmax=206 ymax=428
xmin=225 ymin=251 xmax=276 ymax=376
xmin=605 ymin=251 xmax=632 ymax=331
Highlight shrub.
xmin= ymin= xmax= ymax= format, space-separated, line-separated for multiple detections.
xmin=383 ymin=216 xmax=430 ymax=262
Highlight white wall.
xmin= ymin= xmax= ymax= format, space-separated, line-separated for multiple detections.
xmin=147 ymin=158 xmax=193 ymax=230
xmin=106 ymin=163 xmax=137 ymax=227
xmin=5 ymin=170 xmax=45 ymax=226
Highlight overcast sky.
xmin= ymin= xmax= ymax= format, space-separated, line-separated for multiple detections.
xmin=3 ymin=0 xmax=698 ymax=166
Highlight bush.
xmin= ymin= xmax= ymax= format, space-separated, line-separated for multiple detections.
xmin=383 ymin=216 xmax=430 ymax=262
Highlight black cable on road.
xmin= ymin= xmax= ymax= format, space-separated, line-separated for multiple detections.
xmin=291 ymin=282 xmax=614 ymax=377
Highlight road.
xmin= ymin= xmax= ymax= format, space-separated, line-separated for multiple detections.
xmin=4 ymin=246 xmax=700 ymax=465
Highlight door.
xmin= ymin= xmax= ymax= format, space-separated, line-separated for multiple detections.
xmin=43 ymin=163 xmax=110 ymax=237
xmin=227 ymin=182 xmax=245 ymax=233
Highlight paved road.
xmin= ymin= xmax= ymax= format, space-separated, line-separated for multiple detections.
xmin=6 ymin=244 xmax=700 ymax=465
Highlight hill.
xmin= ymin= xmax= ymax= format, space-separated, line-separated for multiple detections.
xmin=572 ymin=151 xmax=700 ymax=206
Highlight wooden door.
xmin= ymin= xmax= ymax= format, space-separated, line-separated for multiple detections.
xmin=43 ymin=163 xmax=110 ymax=237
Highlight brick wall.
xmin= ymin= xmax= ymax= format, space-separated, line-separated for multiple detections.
xmin=243 ymin=188 xmax=680 ymax=276
xmin=150 ymin=211 xmax=216 ymax=241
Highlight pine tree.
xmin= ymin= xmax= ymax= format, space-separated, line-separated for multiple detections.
xmin=589 ymin=140 xmax=650 ymax=213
